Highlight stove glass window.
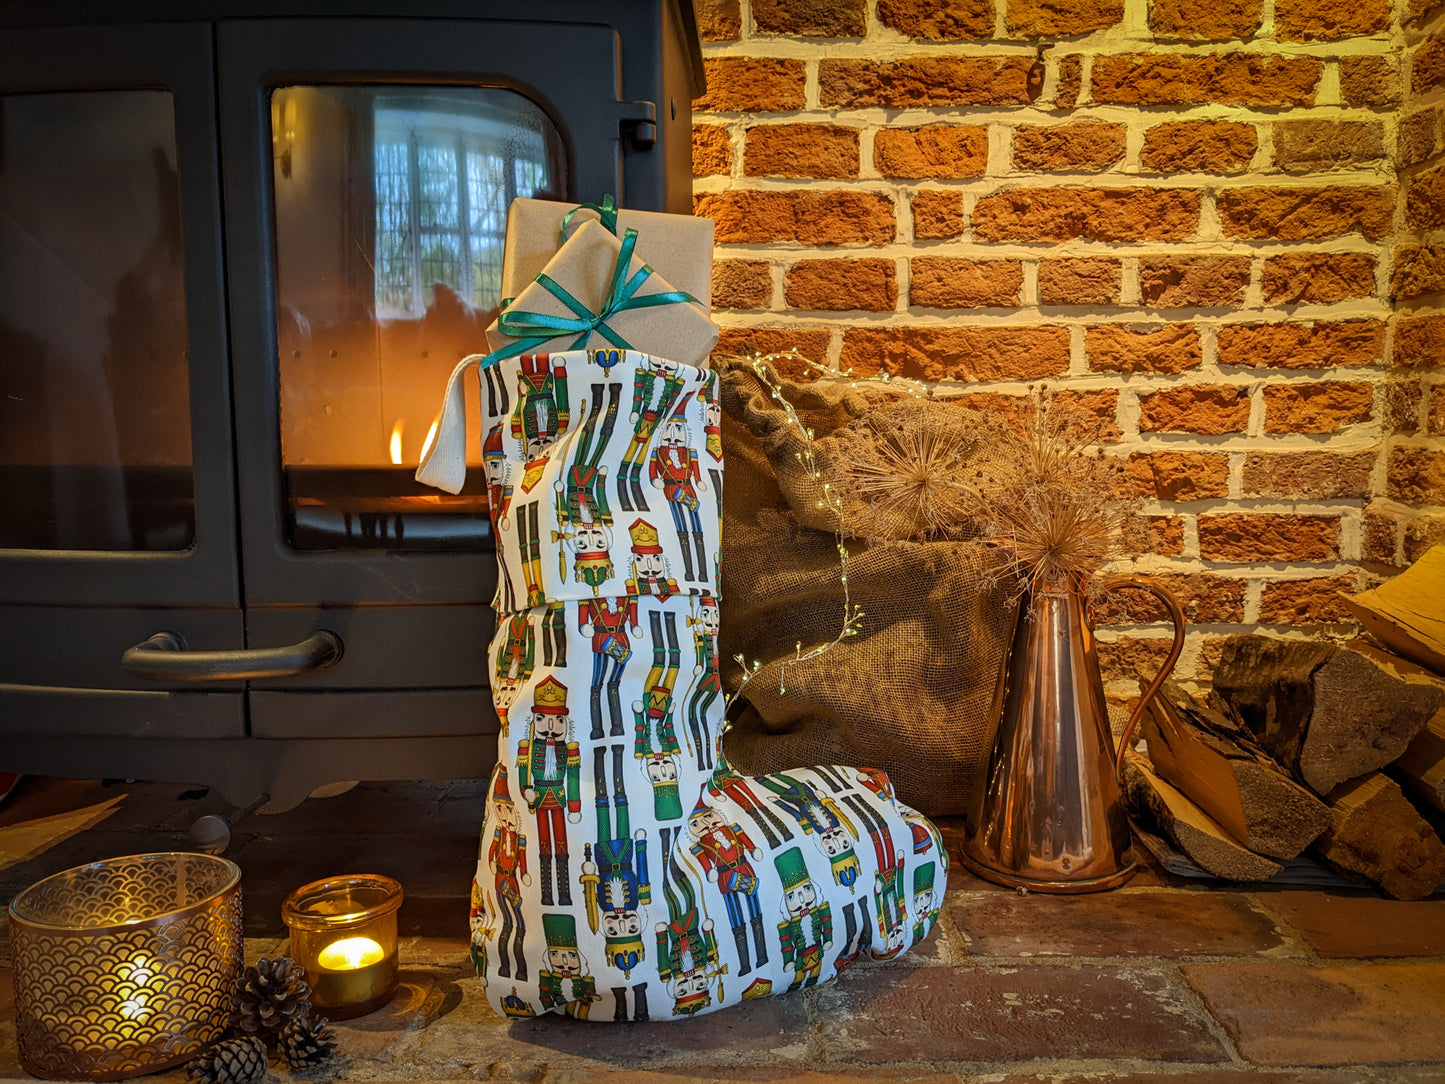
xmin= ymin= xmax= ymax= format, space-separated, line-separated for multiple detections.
xmin=271 ymin=85 xmax=565 ymax=551
xmin=0 ymin=90 xmax=194 ymax=552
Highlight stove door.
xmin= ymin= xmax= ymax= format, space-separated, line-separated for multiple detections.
xmin=0 ymin=25 xmax=247 ymax=739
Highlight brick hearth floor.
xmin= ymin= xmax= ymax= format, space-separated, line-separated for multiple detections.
xmin=2 ymin=777 xmax=1442 ymax=1083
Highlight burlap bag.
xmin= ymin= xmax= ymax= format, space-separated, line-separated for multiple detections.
xmin=717 ymin=360 xmax=1015 ymax=817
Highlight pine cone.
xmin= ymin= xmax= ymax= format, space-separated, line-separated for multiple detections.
xmin=187 ymin=1035 xmax=268 ymax=1084
xmin=279 ymin=1015 xmax=338 ymax=1071
xmin=234 ymin=956 xmax=312 ymax=1037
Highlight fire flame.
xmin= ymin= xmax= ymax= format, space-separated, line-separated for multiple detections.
xmin=420 ymin=415 xmax=440 ymax=464
xmin=389 ymin=419 xmax=404 ymax=466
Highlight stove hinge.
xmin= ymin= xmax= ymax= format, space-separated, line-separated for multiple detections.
xmin=617 ymin=100 xmax=658 ymax=149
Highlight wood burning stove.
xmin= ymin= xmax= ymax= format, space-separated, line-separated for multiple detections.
xmin=0 ymin=1 xmax=703 ymax=812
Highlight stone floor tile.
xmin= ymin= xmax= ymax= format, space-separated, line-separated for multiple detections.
xmin=954 ymin=889 xmax=1288 ymax=958
xmin=1256 ymin=890 xmax=1445 ymax=958
xmin=994 ymin=1073 xmax=1373 ymax=1083
xmin=813 ymin=962 xmax=1228 ymax=1065
xmin=1183 ymin=961 xmax=1445 ymax=1066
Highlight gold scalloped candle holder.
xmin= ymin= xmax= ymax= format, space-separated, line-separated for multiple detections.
xmin=8 ymin=852 xmax=244 ymax=1081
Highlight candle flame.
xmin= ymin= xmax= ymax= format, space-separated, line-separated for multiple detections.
xmin=318 ymin=935 xmax=385 ymax=970
xmin=389 ymin=419 xmax=404 ymax=465
xmin=420 ymin=415 xmax=440 ymax=463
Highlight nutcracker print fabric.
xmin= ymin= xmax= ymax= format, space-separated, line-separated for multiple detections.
xmin=457 ymin=347 xmax=947 ymax=1022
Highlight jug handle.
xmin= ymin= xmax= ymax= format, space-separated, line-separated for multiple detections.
xmin=1098 ymin=575 xmax=1186 ymax=785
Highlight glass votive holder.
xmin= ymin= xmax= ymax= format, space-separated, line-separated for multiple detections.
xmin=8 ymin=852 xmax=244 ymax=1081
xmin=282 ymin=874 xmax=403 ymax=1020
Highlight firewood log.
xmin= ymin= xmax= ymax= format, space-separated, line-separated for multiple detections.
xmin=1312 ymin=771 xmax=1445 ymax=901
xmin=1211 ymin=636 xmax=1445 ymax=796
xmin=1392 ymin=708 xmax=1445 ymax=815
xmin=1121 ymin=751 xmax=1283 ymax=882
xmin=1143 ymin=680 xmax=1330 ymax=860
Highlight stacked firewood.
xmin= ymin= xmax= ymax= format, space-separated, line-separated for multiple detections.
xmin=1124 ymin=550 xmax=1445 ymax=899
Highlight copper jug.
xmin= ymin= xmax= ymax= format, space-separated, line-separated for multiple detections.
xmin=959 ymin=574 xmax=1185 ymax=893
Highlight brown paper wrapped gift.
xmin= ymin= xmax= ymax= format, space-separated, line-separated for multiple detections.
xmin=499 ymin=196 xmax=714 ymax=310
xmin=484 ymin=218 xmax=718 ymax=368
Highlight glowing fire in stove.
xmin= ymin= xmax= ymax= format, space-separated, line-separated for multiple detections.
xmin=389 ymin=420 xmax=404 ymax=466
xmin=420 ymin=416 xmax=440 ymax=464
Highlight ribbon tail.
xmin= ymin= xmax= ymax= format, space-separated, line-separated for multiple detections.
xmin=415 ymin=353 xmax=483 ymax=495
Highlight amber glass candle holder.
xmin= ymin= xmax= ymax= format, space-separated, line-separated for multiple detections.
xmin=8 ymin=852 xmax=244 ymax=1082
xmin=282 ymin=874 xmax=402 ymax=1019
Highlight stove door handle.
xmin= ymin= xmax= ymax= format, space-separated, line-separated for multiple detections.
xmin=121 ymin=631 xmax=343 ymax=682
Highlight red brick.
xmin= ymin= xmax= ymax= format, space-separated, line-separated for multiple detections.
xmin=1415 ymin=32 xmax=1445 ymax=95
xmin=1182 ymin=962 xmax=1445 ymax=1066
xmin=1261 ymin=253 xmax=1376 ymax=304
xmin=1098 ymin=634 xmax=1185 ymax=683
xmin=1140 ymin=120 xmax=1257 ymax=173
xmin=751 ymin=0 xmax=866 ymax=37
xmin=1124 ymin=514 xmax=1187 ymax=555
xmin=1012 ymin=120 xmax=1126 ymax=171
xmin=953 ymin=891 xmax=1283 ymax=957
xmin=1391 ymin=242 xmax=1445 ymax=300
xmin=1123 ymin=450 xmax=1230 ymax=500
xmin=1138 ymin=255 xmax=1251 ymax=308
xmin=1198 ymin=513 xmax=1340 ymax=561
xmin=1216 ymin=320 xmax=1386 ymax=369
xmin=1005 ymin=0 xmax=1124 ymax=36
xmin=819 ymin=56 xmax=1042 ymax=108
xmin=819 ymin=965 xmax=1227 ymax=1064
xmin=839 ymin=326 xmax=1071 ymax=382
xmin=1363 ymin=500 xmax=1405 ymax=563
xmin=1387 ymin=445 xmax=1445 ymax=502
xmin=1053 ymin=388 xmax=1123 ymax=441
xmin=1241 ymin=450 xmax=1377 ymax=498
xmin=1138 ymin=385 xmax=1251 ymax=433
xmin=695 ymin=0 xmax=742 ymax=41
xmin=909 ymin=257 xmax=1022 ymax=308
xmin=692 ymin=124 xmax=731 ymax=176
xmin=1094 ymin=572 xmax=1247 ymax=623
xmin=1258 ymin=573 xmax=1363 ymax=624
xmin=1398 ymin=107 xmax=1443 ymax=168
xmin=1407 ymin=0 xmax=1445 ymax=25
xmin=743 ymin=124 xmax=859 ymax=179
xmin=1086 ymin=324 xmax=1201 ymax=373
xmin=1276 ymin=0 xmax=1392 ymax=41
xmin=1217 ymin=186 xmax=1395 ymax=241
xmin=695 ymin=58 xmax=807 ymax=113
xmin=695 ymin=190 xmax=896 ymax=245
xmin=1406 ymin=165 xmax=1445 ymax=230
xmin=1149 ymin=0 xmax=1262 ymax=38
xmin=1431 ymin=388 xmax=1445 ymax=435
xmin=1091 ymin=53 xmax=1321 ymax=107
xmin=1405 ymin=510 xmax=1445 ymax=560
xmin=1395 ymin=314 xmax=1445 ymax=369
xmin=1339 ymin=56 xmax=1402 ymax=107
xmin=714 ymin=328 xmax=833 ymax=374
xmin=712 ymin=259 xmax=772 ymax=310
xmin=784 ymin=259 xmax=897 ymax=312
xmin=971 ymin=187 xmax=1201 ymax=242
xmin=1273 ymin=120 xmax=1386 ymax=171
xmin=1266 ymin=891 xmax=1445 ymax=958
xmin=878 ymin=0 xmax=994 ymax=37
xmin=1263 ymin=382 xmax=1373 ymax=433
xmin=1039 ymin=258 xmax=1122 ymax=304
xmin=911 ymin=190 xmax=964 ymax=239
xmin=1055 ymin=54 xmax=1083 ymax=108
xmin=874 ymin=125 xmax=988 ymax=179
xmin=1389 ymin=378 xmax=1423 ymax=433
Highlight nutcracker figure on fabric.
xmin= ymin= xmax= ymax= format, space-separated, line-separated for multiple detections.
xmin=699 ymin=376 xmax=723 ymax=521
xmin=516 ymin=677 xmax=582 ymax=907
xmin=554 ymin=381 xmax=622 ymax=592
xmin=482 ymin=425 xmax=518 ymax=613
xmin=580 ymin=595 xmax=638 ymax=741
xmin=619 ymin=356 xmax=688 ymax=513
xmin=539 ymin=913 xmax=601 ymax=1018
xmin=624 ymin=519 xmax=679 ymax=602
xmin=838 ymin=792 xmax=908 ymax=959
xmin=911 ymin=863 xmax=939 ymax=946
xmin=542 ymin=600 xmax=567 ymax=668
xmin=580 ymin=742 xmax=651 ymax=979
xmin=774 ymin=847 xmax=832 ymax=993
xmin=485 ymin=768 xmax=530 ymax=983
xmin=687 ymin=798 xmax=768 ymax=977
xmin=833 ymin=897 xmax=873 ymax=975
xmin=655 ymin=851 xmax=725 ymax=1017
xmin=468 ymin=880 xmax=495 ymax=985
xmin=704 ymin=758 xmax=794 ymax=850
xmin=512 ymin=354 xmax=569 ymax=607
xmin=684 ymin=593 xmax=721 ymax=771
xmin=758 ymin=772 xmax=862 ymax=888
xmin=493 ymin=611 xmax=535 ymax=731
xmin=649 ymin=400 xmax=708 ymax=583
xmin=634 ymin=608 xmax=684 ymax=822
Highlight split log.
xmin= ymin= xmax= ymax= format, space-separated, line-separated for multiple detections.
xmin=1341 ymin=545 xmax=1445 ymax=674
xmin=1142 ymin=680 xmax=1330 ymax=860
xmin=1122 ymin=751 xmax=1283 ymax=882
xmin=1312 ymin=771 xmax=1445 ymax=901
xmin=1393 ymin=708 xmax=1445 ymax=814
xmin=1211 ymin=636 xmax=1445 ymax=796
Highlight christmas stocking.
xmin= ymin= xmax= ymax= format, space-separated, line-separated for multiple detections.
xmin=424 ymin=347 xmax=947 ymax=1022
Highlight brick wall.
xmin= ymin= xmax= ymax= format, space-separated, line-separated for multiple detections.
xmin=692 ymin=0 xmax=1445 ymax=687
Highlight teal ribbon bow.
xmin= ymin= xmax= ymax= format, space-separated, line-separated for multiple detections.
xmin=476 ymin=226 xmax=699 ymax=370
xmin=561 ymin=193 xmax=620 ymax=240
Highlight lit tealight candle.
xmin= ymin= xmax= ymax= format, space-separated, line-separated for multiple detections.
xmin=318 ymin=936 xmax=384 ymax=971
